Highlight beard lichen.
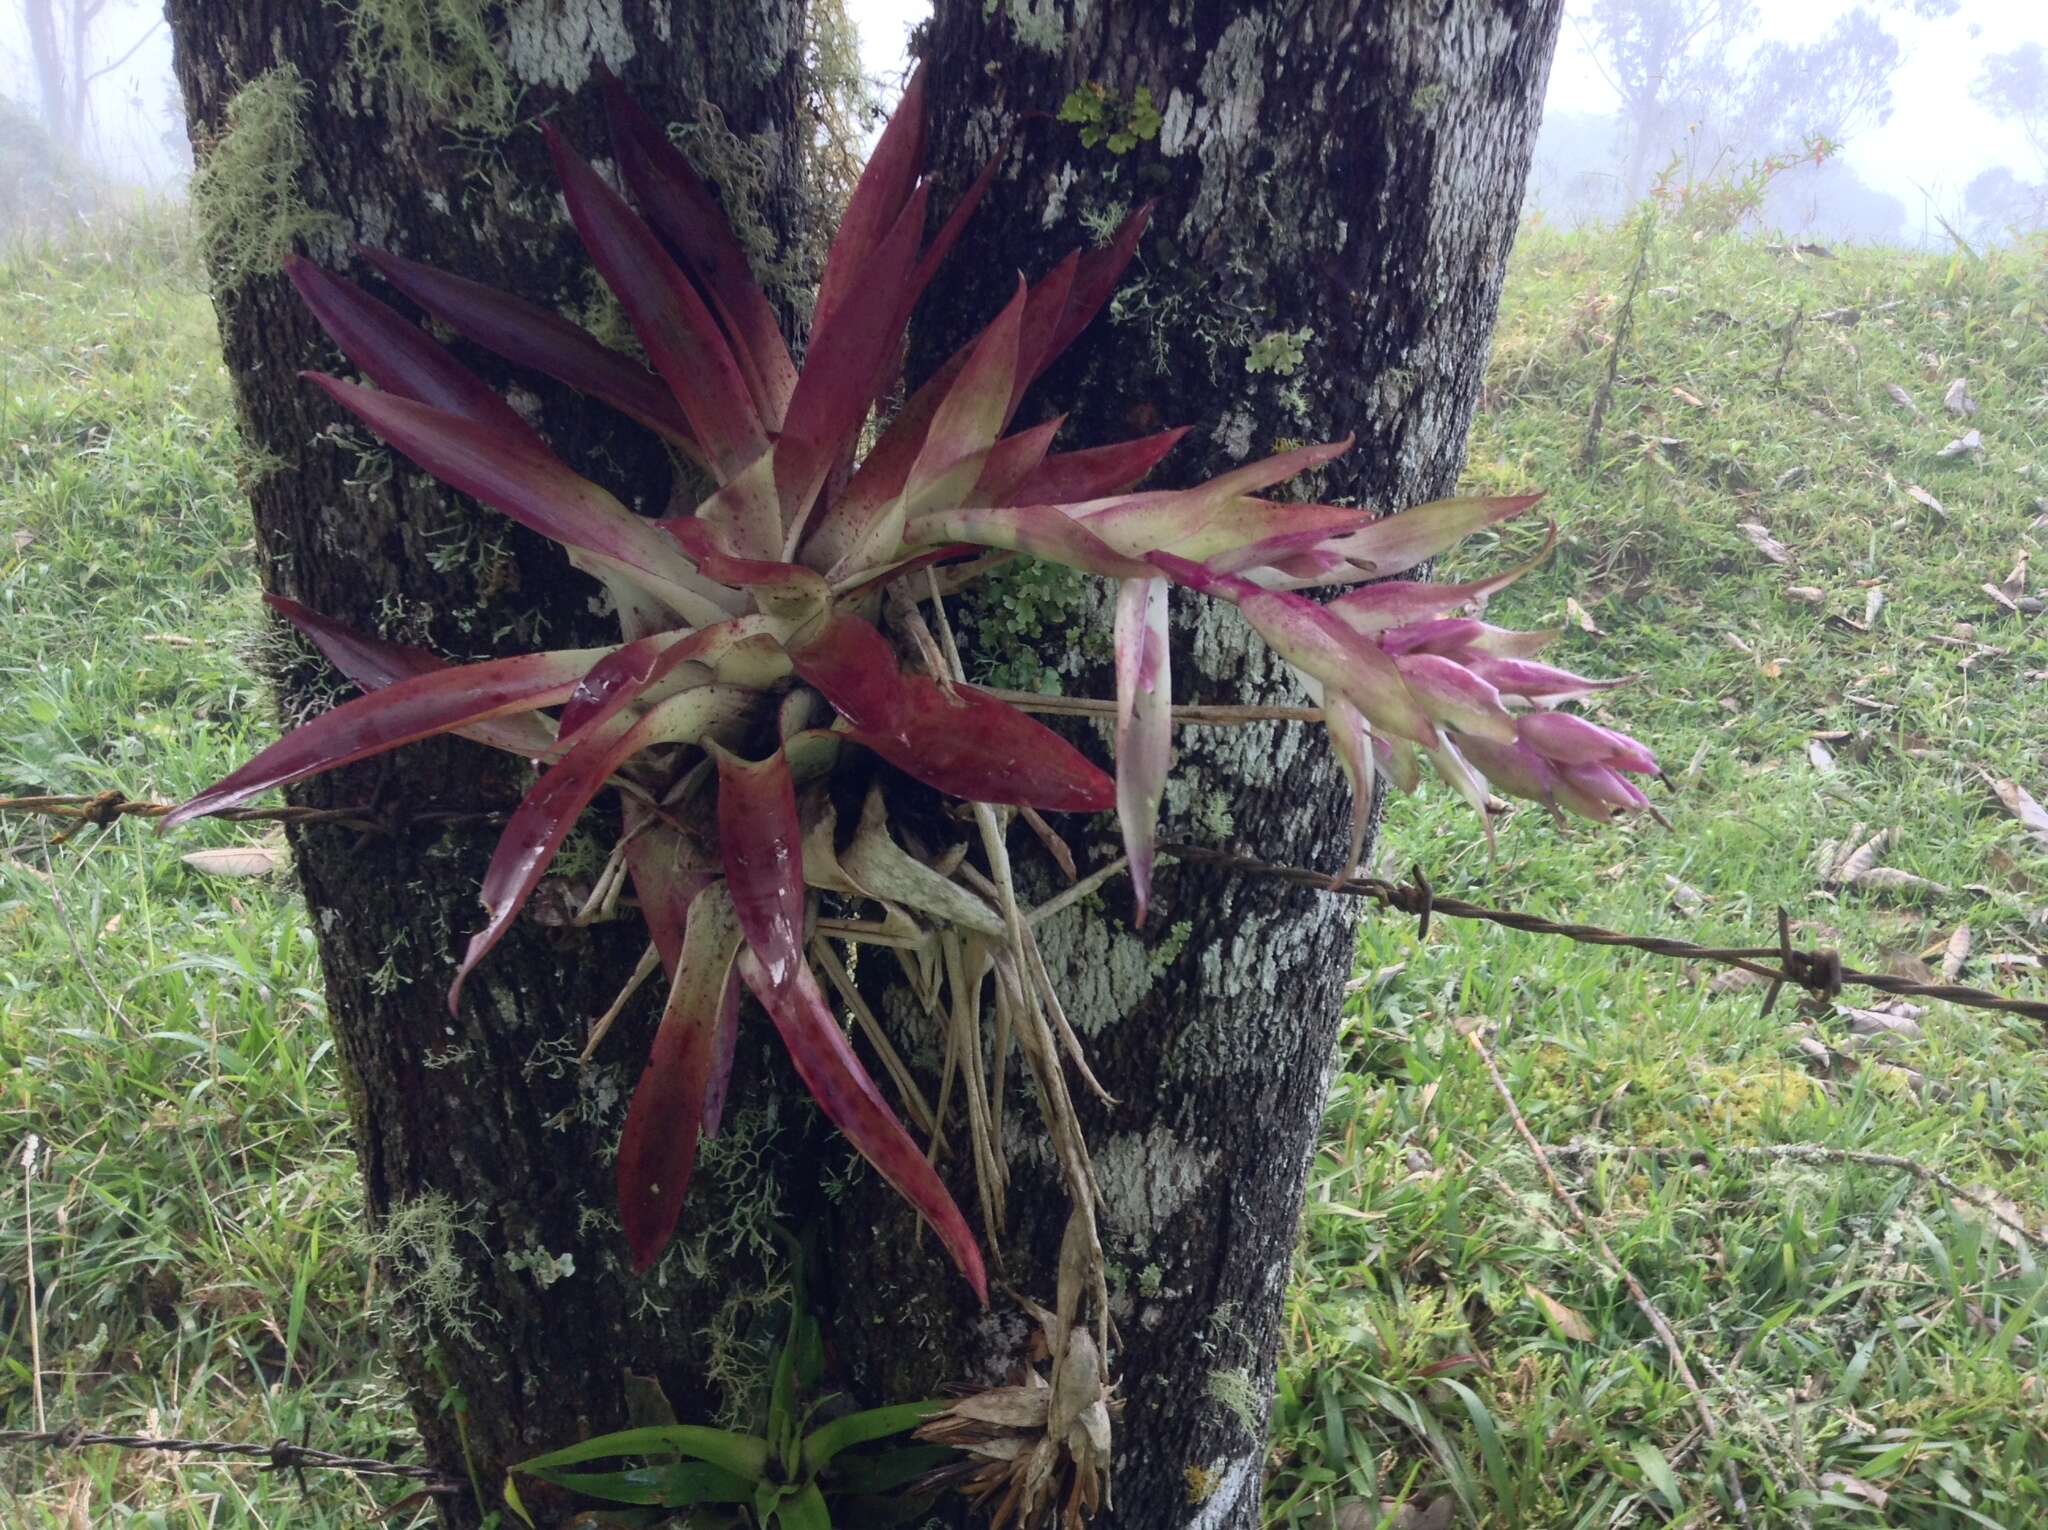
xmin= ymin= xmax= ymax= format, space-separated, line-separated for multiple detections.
xmin=342 ymin=0 xmax=517 ymax=136
xmin=189 ymin=66 xmax=344 ymax=291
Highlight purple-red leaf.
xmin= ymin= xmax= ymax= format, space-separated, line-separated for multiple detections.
xmin=1391 ymin=652 xmax=1516 ymax=745
xmin=356 ymin=244 xmax=700 ymax=456
xmin=711 ymin=744 xmax=808 ymax=993
xmin=600 ymin=74 xmax=797 ymax=428
xmin=306 ymin=374 xmax=733 ymax=626
xmin=547 ymin=124 xmax=768 ymax=480
xmin=738 ymin=948 xmax=988 ymax=1304
xmin=453 ymin=686 xmax=756 ymax=1005
xmin=617 ymin=881 xmax=745 ymax=1271
xmin=265 ymin=594 xmax=558 ymax=758
xmin=1308 ymin=493 xmax=1545 ymax=582
xmin=1041 ymin=203 xmax=1151 ymax=378
xmin=972 ymin=415 xmax=1066 ymax=503
xmin=905 ymin=277 xmax=1027 ymax=506
xmin=814 ymin=62 xmax=926 ymax=337
xmin=788 ymin=612 xmax=1115 ymax=813
xmin=1005 ymin=427 xmax=1187 ymax=505
xmin=285 ymin=257 xmax=542 ymax=448
xmin=164 ymin=646 xmax=608 ymax=828
xmin=1517 ymin=711 xmax=1658 ymax=775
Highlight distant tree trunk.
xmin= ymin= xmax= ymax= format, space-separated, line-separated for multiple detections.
xmin=165 ymin=4 xmax=809 ymax=1522
xmin=817 ymin=4 xmax=1564 ymax=1526
xmin=166 ymin=0 xmax=1561 ymax=1525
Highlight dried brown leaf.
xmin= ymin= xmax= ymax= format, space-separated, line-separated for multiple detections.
xmin=1737 ymin=521 xmax=1790 ymax=564
xmin=1988 ymin=777 xmax=2048 ymax=851
xmin=1526 ymin=1283 xmax=1596 ymax=1342
xmin=1935 ymin=428 xmax=1983 ymax=460
xmin=1942 ymin=378 xmax=1978 ymax=418
xmin=1664 ymin=875 xmax=1706 ymax=916
xmin=1885 ymin=382 xmax=1920 ymax=417
xmin=181 ymin=845 xmax=289 ymax=878
xmin=1841 ymin=1005 xmax=1924 ymax=1041
xmin=1904 ymin=484 xmax=1947 ymax=520
xmin=1785 ymin=585 xmax=1827 ymax=606
xmin=1831 ymin=827 xmax=1893 ymax=887
xmin=1850 ymin=866 xmax=1951 ymax=897
xmin=1941 ymin=924 xmax=1972 ymax=982
xmin=1806 ymin=738 xmax=1837 ymax=775
xmin=1564 ymin=596 xmax=1604 ymax=635
xmin=1821 ymin=1472 xmax=1890 ymax=1509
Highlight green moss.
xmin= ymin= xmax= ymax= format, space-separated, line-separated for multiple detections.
xmin=1245 ymin=326 xmax=1312 ymax=377
xmin=189 ymin=66 xmax=344 ymax=291
xmin=1058 ymin=83 xmax=1163 ymax=154
xmin=344 ymin=0 xmax=516 ymax=136
xmin=964 ymin=556 xmax=1104 ymax=694
xmin=670 ymin=103 xmax=810 ymax=312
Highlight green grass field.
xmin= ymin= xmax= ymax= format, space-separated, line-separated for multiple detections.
xmin=2 ymin=213 xmax=2044 ymax=1528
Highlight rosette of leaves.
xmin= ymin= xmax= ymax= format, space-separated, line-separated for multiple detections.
xmin=169 ymin=68 xmax=1658 ymax=1298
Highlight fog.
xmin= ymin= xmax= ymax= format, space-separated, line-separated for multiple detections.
xmin=4 ymin=0 xmax=2043 ymax=245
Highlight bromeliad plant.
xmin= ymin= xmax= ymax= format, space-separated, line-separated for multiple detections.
xmin=168 ymin=68 xmax=1658 ymax=1316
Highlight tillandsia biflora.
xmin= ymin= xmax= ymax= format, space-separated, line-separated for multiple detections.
xmin=168 ymin=65 xmax=1657 ymax=1512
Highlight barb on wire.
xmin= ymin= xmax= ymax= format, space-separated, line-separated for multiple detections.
xmin=3 ymin=796 xmax=2041 ymax=1025
xmin=1158 ymin=842 xmax=2048 ymax=1026
xmin=0 ymin=1424 xmax=464 ymax=1494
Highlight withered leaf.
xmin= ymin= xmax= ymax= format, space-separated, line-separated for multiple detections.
xmin=1850 ymin=866 xmax=1951 ymax=897
xmin=1565 ymin=595 xmax=1604 ymax=635
xmin=1821 ymin=1472 xmax=1890 ymax=1509
xmin=1941 ymin=924 xmax=1972 ymax=982
xmin=1885 ymin=382 xmax=1921 ymax=417
xmin=1943 ymin=378 xmax=1978 ymax=418
xmin=1830 ymin=827 xmax=1893 ymax=887
xmin=1904 ymin=484 xmax=1947 ymax=520
xmin=1737 ymin=521 xmax=1791 ymax=564
xmin=181 ymin=845 xmax=289 ymax=878
xmin=1935 ymin=428 xmax=1983 ymax=460
xmin=1526 ymin=1283 xmax=1596 ymax=1342
xmin=1665 ymin=875 xmax=1707 ymax=916
xmin=1807 ymin=738 xmax=1837 ymax=774
xmin=1785 ymin=585 xmax=1827 ymax=606
xmin=1988 ymin=777 xmax=2048 ymax=851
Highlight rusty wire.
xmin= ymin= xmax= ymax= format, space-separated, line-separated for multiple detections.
xmin=2 ymin=794 xmax=2042 ymax=1025
xmin=0 ymin=1423 xmax=462 ymax=1494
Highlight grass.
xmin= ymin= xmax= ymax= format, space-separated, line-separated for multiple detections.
xmin=1 ymin=211 xmax=2044 ymax=1527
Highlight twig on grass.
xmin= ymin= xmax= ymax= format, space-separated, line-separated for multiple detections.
xmin=1466 ymin=1024 xmax=1758 ymax=1529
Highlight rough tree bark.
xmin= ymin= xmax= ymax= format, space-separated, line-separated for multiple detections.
xmin=164 ymin=4 xmax=813 ymax=1521
xmin=165 ymin=1 xmax=1561 ymax=1526
xmin=821 ymin=5 xmax=1565 ymax=1526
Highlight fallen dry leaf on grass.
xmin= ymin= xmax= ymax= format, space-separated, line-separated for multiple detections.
xmin=1851 ymin=866 xmax=1951 ymax=897
xmin=2000 ymin=549 xmax=2030 ymax=601
xmin=1935 ymin=429 xmax=1983 ymax=460
xmin=1821 ymin=1473 xmax=1890 ymax=1510
xmin=1665 ymin=875 xmax=1707 ymax=916
xmin=181 ymin=845 xmax=290 ymax=878
xmin=1885 ymin=382 xmax=1921 ymax=418
xmin=1564 ymin=595 xmax=1604 ymax=635
xmin=1943 ymin=378 xmax=1978 ymax=418
xmin=1526 ymin=1284 xmax=1596 ymax=1342
xmin=1841 ymin=1005 xmax=1924 ymax=1042
xmin=1987 ymin=777 xmax=2048 ymax=851
xmin=1785 ymin=585 xmax=1827 ymax=606
xmin=1829 ymin=827 xmax=1893 ymax=887
xmin=1904 ymin=484 xmax=1947 ymax=520
xmin=1807 ymin=738 xmax=1837 ymax=774
xmin=1941 ymin=924 xmax=1972 ymax=981
xmin=1738 ymin=521 xmax=1791 ymax=564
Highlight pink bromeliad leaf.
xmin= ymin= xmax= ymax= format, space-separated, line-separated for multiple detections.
xmin=904 ymin=278 xmax=1027 ymax=508
xmin=1289 ymin=492 xmax=1546 ymax=584
xmin=1148 ymin=552 xmax=1438 ymax=748
xmin=546 ymin=124 xmax=768 ymax=481
xmin=904 ymin=504 xmax=1155 ymax=579
xmin=1516 ymin=711 xmax=1659 ymax=775
xmin=265 ymin=595 xmax=558 ymax=758
xmin=355 ymin=245 xmax=701 ymax=457
xmin=617 ymin=880 xmax=745 ymax=1271
xmin=815 ymin=63 xmax=926 ymax=335
xmin=786 ymin=612 xmax=1115 ymax=813
xmin=305 ymin=375 xmax=735 ymax=628
xmin=285 ymin=257 xmax=543 ymax=449
xmin=599 ymin=73 xmax=796 ymax=428
xmin=1113 ymin=577 xmax=1172 ymax=924
xmin=451 ymin=685 xmax=758 ymax=1005
xmin=1321 ymin=694 xmax=1376 ymax=886
xmin=1329 ymin=522 xmax=1559 ymax=636
xmin=1460 ymin=655 xmax=1631 ymax=704
xmin=738 ymin=948 xmax=989 ymax=1304
xmin=1005 ymin=426 xmax=1190 ymax=505
xmin=971 ymin=415 xmax=1067 ymax=503
xmin=1375 ymin=618 xmax=1557 ymax=660
xmin=164 ymin=646 xmax=611 ymax=828
xmin=1390 ymin=652 xmax=1517 ymax=745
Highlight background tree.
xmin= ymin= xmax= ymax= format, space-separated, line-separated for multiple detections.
xmin=1966 ymin=42 xmax=2048 ymax=235
xmin=23 ymin=0 xmax=151 ymax=154
xmin=165 ymin=1 xmax=1566 ymax=1525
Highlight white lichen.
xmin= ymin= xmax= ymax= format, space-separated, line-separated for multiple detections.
xmin=503 ymin=0 xmax=635 ymax=92
xmin=1091 ymin=1124 xmax=1217 ymax=1245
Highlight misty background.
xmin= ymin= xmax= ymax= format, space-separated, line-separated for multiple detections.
xmin=3 ymin=0 xmax=2045 ymax=247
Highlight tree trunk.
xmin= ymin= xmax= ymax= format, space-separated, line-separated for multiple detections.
xmin=165 ymin=0 xmax=1561 ymax=1525
xmin=164 ymin=5 xmax=811 ymax=1522
xmin=820 ymin=5 xmax=1564 ymax=1526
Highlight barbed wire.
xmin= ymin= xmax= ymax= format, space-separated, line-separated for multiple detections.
xmin=0 ymin=1423 xmax=463 ymax=1494
xmin=1159 ymin=843 xmax=2048 ymax=1026
xmin=2 ymin=793 xmax=2041 ymax=1024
